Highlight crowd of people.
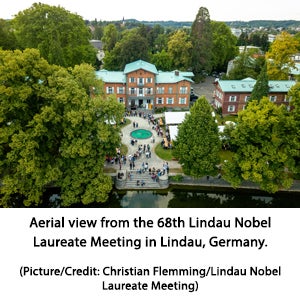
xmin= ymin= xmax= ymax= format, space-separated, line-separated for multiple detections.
xmin=109 ymin=110 xmax=173 ymax=187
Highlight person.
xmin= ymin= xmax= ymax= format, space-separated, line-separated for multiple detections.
xmin=136 ymin=180 xmax=140 ymax=186
xmin=141 ymin=180 xmax=145 ymax=186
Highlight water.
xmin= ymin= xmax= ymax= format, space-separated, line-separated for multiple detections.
xmin=130 ymin=129 xmax=152 ymax=139
xmin=102 ymin=188 xmax=300 ymax=208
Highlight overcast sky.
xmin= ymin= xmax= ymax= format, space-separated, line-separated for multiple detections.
xmin=1 ymin=0 xmax=299 ymax=22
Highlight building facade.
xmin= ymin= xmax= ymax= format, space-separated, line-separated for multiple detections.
xmin=95 ymin=60 xmax=194 ymax=111
xmin=213 ymin=78 xmax=296 ymax=115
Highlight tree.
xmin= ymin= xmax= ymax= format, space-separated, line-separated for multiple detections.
xmin=249 ymin=61 xmax=269 ymax=101
xmin=0 ymin=49 xmax=124 ymax=207
xmin=266 ymin=31 xmax=300 ymax=80
xmin=0 ymin=19 xmax=18 ymax=50
xmin=173 ymin=97 xmax=221 ymax=177
xmin=223 ymin=98 xmax=294 ymax=193
xmin=211 ymin=21 xmax=238 ymax=71
xmin=103 ymin=29 xmax=149 ymax=70
xmin=12 ymin=3 xmax=96 ymax=67
xmin=191 ymin=7 xmax=213 ymax=80
xmin=150 ymin=49 xmax=172 ymax=71
xmin=288 ymin=83 xmax=300 ymax=176
xmin=102 ymin=24 xmax=119 ymax=51
xmin=227 ymin=50 xmax=258 ymax=80
xmin=167 ymin=30 xmax=192 ymax=70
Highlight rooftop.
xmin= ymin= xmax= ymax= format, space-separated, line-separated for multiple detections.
xmin=218 ymin=78 xmax=296 ymax=93
xmin=124 ymin=60 xmax=158 ymax=75
xmin=96 ymin=60 xmax=194 ymax=84
xmin=95 ymin=70 xmax=126 ymax=83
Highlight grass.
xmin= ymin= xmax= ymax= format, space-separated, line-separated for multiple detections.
xmin=155 ymin=144 xmax=175 ymax=161
xmin=120 ymin=143 xmax=128 ymax=155
xmin=215 ymin=113 xmax=238 ymax=125
xmin=219 ymin=150 xmax=234 ymax=162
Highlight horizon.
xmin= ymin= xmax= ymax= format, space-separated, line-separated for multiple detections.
xmin=1 ymin=0 xmax=299 ymax=23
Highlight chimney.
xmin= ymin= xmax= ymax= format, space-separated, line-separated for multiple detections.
xmin=175 ymin=70 xmax=179 ymax=76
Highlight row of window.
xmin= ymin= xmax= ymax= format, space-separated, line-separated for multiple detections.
xmin=117 ymin=97 xmax=187 ymax=105
xmin=107 ymin=86 xmax=189 ymax=95
xmin=129 ymin=77 xmax=153 ymax=84
xmin=225 ymin=95 xmax=291 ymax=102
xmin=156 ymin=97 xmax=187 ymax=105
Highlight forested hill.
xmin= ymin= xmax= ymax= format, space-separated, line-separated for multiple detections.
xmin=131 ymin=19 xmax=300 ymax=29
xmin=225 ymin=20 xmax=300 ymax=28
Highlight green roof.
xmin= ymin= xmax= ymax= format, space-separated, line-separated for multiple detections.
xmin=124 ymin=60 xmax=158 ymax=74
xmin=290 ymin=63 xmax=300 ymax=75
xmin=218 ymin=79 xmax=296 ymax=93
xmin=95 ymin=61 xmax=194 ymax=84
xmin=157 ymin=71 xmax=194 ymax=84
xmin=95 ymin=70 xmax=126 ymax=83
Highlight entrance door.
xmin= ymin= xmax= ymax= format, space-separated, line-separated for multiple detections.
xmin=139 ymin=99 xmax=143 ymax=108
xmin=131 ymin=99 xmax=136 ymax=109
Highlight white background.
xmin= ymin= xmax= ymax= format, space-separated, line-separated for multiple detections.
xmin=0 ymin=208 xmax=299 ymax=299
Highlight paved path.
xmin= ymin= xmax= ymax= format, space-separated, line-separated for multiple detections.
xmin=119 ymin=113 xmax=181 ymax=172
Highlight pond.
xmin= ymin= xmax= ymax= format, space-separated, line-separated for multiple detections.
xmin=65 ymin=187 xmax=300 ymax=208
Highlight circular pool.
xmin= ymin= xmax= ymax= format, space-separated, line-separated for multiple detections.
xmin=130 ymin=129 xmax=152 ymax=139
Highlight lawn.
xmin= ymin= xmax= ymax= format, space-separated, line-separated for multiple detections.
xmin=219 ymin=149 xmax=234 ymax=162
xmin=155 ymin=144 xmax=175 ymax=161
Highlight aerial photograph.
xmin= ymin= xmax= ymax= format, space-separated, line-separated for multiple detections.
xmin=1 ymin=0 xmax=300 ymax=208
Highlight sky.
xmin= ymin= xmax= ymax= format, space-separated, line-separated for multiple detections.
xmin=1 ymin=0 xmax=299 ymax=22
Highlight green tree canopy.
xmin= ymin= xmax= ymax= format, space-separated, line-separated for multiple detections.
xmin=12 ymin=3 xmax=96 ymax=67
xmin=173 ymin=97 xmax=221 ymax=177
xmin=167 ymin=30 xmax=192 ymax=70
xmin=103 ymin=29 xmax=149 ymax=70
xmin=288 ymin=82 xmax=300 ymax=175
xmin=191 ymin=7 xmax=213 ymax=79
xmin=266 ymin=31 xmax=300 ymax=80
xmin=211 ymin=21 xmax=238 ymax=71
xmin=0 ymin=19 xmax=18 ymax=50
xmin=249 ymin=61 xmax=269 ymax=101
xmin=0 ymin=49 xmax=124 ymax=207
xmin=223 ymin=98 xmax=294 ymax=193
xmin=102 ymin=24 xmax=119 ymax=51
xmin=227 ymin=51 xmax=255 ymax=80
xmin=150 ymin=49 xmax=172 ymax=71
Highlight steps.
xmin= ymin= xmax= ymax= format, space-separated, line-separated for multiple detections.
xmin=125 ymin=172 xmax=161 ymax=189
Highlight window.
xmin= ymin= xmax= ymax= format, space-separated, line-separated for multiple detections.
xmin=107 ymin=87 xmax=114 ymax=94
xmin=130 ymin=77 xmax=135 ymax=83
xmin=130 ymin=88 xmax=135 ymax=95
xmin=157 ymin=87 xmax=164 ymax=94
xmin=168 ymin=87 xmax=173 ymax=94
xmin=118 ymin=97 xmax=124 ymax=103
xmin=138 ymin=88 xmax=143 ymax=96
xmin=117 ymin=87 xmax=124 ymax=94
xmin=270 ymin=95 xmax=277 ymax=102
xmin=228 ymin=105 xmax=235 ymax=112
xmin=146 ymin=88 xmax=152 ymax=95
xmin=179 ymin=98 xmax=186 ymax=105
xmin=244 ymin=96 xmax=250 ymax=102
xmin=167 ymin=98 xmax=174 ymax=104
xmin=180 ymin=86 xmax=188 ymax=94
xmin=284 ymin=96 xmax=292 ymax=102
xmin=156 ymin=97 xmax=164 ymax=104
xmin=229 ymin=96 xmax=237 ymax=102
xmin=147 ymin=77 xmax=152 ymax=83
xmin=146 ymin=99 xmax=151 ymax=104
xmin=138 ymin=78 xmax=144 ymax=85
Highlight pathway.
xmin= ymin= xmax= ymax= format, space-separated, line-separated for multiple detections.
xmin=110 ymin=112 xmax=180 ymax=189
